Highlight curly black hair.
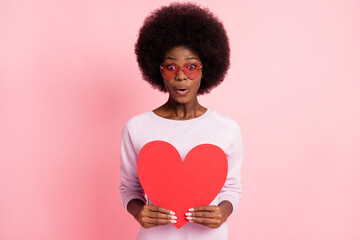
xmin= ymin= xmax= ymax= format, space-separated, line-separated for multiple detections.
xmin=135 ymin=2 xmax=230 ymax=95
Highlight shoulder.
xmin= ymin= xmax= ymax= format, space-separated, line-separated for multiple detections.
xmin=208 ymin=110 xmax=243 ymax=143
xmin=209 ymin=111 xmax=243 ymax=154
xmin=209 ymin=109 xmax=241 ymax=131
xmin=122 ymin=111 xmax=152 ymax=133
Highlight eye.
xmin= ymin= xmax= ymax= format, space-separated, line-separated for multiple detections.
xmin=186 ymin=63 xmax=200 ymax=71
xmin=165 ymin=64 xmax=177 ymax=71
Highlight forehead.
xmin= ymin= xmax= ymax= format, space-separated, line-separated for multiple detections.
xmin=164 ymin=46 xmax=200 ymax=60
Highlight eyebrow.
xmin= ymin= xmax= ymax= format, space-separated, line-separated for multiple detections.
xmin=164 ymin=57 xmax=200 ymax=61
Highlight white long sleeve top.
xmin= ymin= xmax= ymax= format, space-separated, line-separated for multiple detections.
xmin=119 ymin=109 xmax=243 ymax=240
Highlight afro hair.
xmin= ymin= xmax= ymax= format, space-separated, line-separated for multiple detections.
xmin=135 ymin=2 xmax=230 ymax=95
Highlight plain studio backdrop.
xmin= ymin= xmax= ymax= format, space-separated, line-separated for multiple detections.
xmin=0 ymin=0 xmax=359 ymax=239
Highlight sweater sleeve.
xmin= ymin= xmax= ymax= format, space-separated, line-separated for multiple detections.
xmin=218 ymin=122 xmax=243 ymax=212
xmin=119 ymin=120 xmax=146 ymax=210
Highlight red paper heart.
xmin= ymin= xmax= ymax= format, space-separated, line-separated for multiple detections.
xmin=137 ymin=140 xmax=228 ymax=229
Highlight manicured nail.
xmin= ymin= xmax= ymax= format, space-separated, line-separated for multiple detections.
xmin=188 ymin=208 xmax=194 ymax=212
xmin=185 ymin=212 xmax=192 ymax=216
xmin=171 ymin=215 xmax=177 ymax=219
xmin=170 ymin=220 xmax=177 ymax=223
xmin=186 ymin=217 xmax=193 ymax=222
xmin=170 ymin=211 xmax=176 ymax=215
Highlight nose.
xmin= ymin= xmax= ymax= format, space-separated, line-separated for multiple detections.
xmin=175 ymin=68 xmax=187 ymax=81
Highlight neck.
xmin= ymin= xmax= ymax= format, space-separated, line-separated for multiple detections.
xmin=160 ymin=96 xmax=206 ymax=119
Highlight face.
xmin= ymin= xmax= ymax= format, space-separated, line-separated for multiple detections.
xmin=161 ymin=46 xmax=203 ymax=104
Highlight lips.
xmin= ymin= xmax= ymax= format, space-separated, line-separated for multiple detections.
xmin=175 ymin=86 xmax=190 ymax=96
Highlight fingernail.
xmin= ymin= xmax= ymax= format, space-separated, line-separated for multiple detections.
xmin=170 ymin=211 xmax=175 ymax=215
xmin=171 ymin=215 xmax=177 ymax=219
xmin=186 ymin=217 xmax=192 ymax=220
xmin=188 ymin=208 xmax=194 ymax=212
xmin=170 ymin=220 xmax=177 ymax=223
xmin=185 ymin=212 xmax=192 ymax=216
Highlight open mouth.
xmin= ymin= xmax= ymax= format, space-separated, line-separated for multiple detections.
xmin=175 ymin=87 xmax=189 ymax=96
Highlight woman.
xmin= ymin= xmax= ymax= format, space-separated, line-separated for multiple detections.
xmin=119 ymin=2 xmax=243 ymax=239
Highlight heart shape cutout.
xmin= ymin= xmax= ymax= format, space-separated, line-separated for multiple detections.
xmin=137 ymin=140 xmax=228 ymax=229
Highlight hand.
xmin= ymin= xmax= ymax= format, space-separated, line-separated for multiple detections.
xmin=134 ymin=204 xmax=177 ymax=229
xmin=185 ymin=201 xmax=233 ymax=229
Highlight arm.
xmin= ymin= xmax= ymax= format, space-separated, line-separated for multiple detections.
xmin=218 ymin=122 xmax=243 ymax=211
xmin=119 ymin=121 xmax=177 ymax=228
xmin=119 ymin=121 xmax=147 ymax=208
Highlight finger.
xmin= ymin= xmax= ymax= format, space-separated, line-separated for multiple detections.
xmin=142 ymin=222 xmax=157 ymax=229
xmin=144 ymin=211 xmax=178 ymax=220
xmin=145 ymin=205 xmax=175 ymax=215
xmin=187 ymin=216 xmax=222 ymax=225
xmin=186 ymin=211 xmax=221 ymax=219
xmin=205 ymin=224 xmax=220 ymax=229
xmin=189 ymin=205 xmax=219 ymax=212
xmin=142 ymin=216 xmax=176 ymax=225
xmin=194 ymin=221 xmax=220 ymax=229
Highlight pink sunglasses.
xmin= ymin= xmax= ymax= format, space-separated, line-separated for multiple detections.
xmin=160 ymin=61 xmax=203 ymax=80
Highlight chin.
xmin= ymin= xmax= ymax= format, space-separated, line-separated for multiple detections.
xmin=172 ymin=97 xmax=191 ymax=104
xmin=170 ymin=94 xmax=194 ymax=104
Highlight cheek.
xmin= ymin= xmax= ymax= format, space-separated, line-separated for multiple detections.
xmin=162 ymin=79 xmax=170 ymax=91
xmin=194 ymin=77 xmax=202 ymax=91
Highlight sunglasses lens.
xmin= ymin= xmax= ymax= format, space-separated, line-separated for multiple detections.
xmin=183 ymin=62 xmax=202 ymax=79
xmin=161 ymin=63 xmax=179 ymax=80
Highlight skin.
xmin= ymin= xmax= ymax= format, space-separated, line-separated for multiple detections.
xmin=127 ymin=46 xmax=233 ymax=229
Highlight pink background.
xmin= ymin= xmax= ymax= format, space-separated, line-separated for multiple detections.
xmin=1 ymin=0 xmax=359 ymax=239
